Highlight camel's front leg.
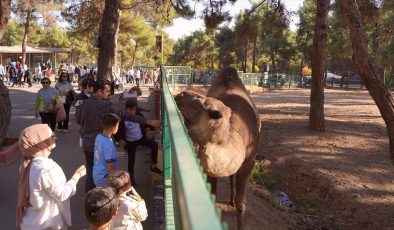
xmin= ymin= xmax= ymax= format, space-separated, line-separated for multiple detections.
xmin=235 ymin=160 xmax=254 ymax=230
xmin=207 ymin=176 xmax=218 ymax=195
xmin=229 ymin=175 xmax=235 ymax=206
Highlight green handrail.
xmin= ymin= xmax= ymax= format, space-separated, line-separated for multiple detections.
xmin=161 ymin=66 xmax=227 ymax=230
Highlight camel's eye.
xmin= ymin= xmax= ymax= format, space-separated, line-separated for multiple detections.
xmin=208 ymin=110 xmax=222 ymax=119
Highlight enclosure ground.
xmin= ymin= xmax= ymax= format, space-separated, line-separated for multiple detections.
xmin=216 ymin=88 xmax=393 ymax=230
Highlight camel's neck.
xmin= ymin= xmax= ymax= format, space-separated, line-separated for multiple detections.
xmin=197 ymin=131 xmax=246 ymax=177
xmin=189 ymin=118 xmax=230 ymax=145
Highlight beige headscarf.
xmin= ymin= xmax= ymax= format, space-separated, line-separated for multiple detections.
xmin=16 ymin=124 xmax=56 ymax=228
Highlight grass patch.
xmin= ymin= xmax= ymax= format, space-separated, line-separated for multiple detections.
xmin=263 ymin=178 xmax=278 ymax=189
xmin=253 ymin=190 xmax=270 ymax=201
xmin=298 ymin=197 xmax=317 ymax=215
xmin=250 ymin=160 xmax=277 ymax=189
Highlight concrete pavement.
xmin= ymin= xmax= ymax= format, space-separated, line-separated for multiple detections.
xmin=0 ymin=82 xmax=162 ymax=230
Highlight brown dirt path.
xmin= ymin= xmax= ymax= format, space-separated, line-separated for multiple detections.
xmin=217 ymin=88 xmax=394 ymax=230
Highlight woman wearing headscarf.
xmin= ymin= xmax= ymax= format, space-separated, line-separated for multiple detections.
xmin=55 ymin=71 xmax=75 ymax=132
xmin=16 ymin=124 xmax=86 ymax=230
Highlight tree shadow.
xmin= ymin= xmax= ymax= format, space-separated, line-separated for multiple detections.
xmin=251 ymin=89 xmax=393 ymax=229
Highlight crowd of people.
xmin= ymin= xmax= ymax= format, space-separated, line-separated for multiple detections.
xmin=16 ymin=66 xmax=163 ymax=229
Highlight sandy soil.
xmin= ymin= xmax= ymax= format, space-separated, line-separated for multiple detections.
xmin=215 ymin=88 xmax=394 ymax=230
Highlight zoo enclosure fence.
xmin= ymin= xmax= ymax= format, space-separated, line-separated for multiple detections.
xmin=162 ymin=66 xmax=394 ymax=90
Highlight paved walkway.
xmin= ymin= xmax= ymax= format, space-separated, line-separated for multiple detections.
xmin=0 ymin=82 xmax=162 ymax=230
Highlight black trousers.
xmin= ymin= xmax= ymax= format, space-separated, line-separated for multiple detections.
xmin=125 ymin=137 xmax=158 ymax=179
xmin=57 ymin=103 xmax=71 ymax=130
xmin=83 ymin=150 xmax=95 ymax=192
xmin=39 ymin=112 xmax=56 ymax=131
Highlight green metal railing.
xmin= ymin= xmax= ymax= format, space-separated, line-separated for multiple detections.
xmin=161 ymin=66 xmax=227 ymax=230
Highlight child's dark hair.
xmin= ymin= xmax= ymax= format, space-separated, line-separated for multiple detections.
xmin=101 ymin=113 xmax=120 ymax=130
xmin=125 ymin=99 xmax=138 ymax=110
xmin=81 ymin=77 xmax=95 ymax=89
xmin=93 ymin=79 xmax=111 ymax=93
xmin=107 ymin=171 xmax=132 ymax=195
xmin=84 ymin=187 xmax=119 ymax=227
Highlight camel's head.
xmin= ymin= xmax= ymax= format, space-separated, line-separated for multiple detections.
xmin=175 ymin=91 xmax=231 ymax=144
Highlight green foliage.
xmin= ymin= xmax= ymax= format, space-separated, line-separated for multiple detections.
xmin=253 ymin=190 xmax=270 ymax=201
xmin=298 ymin=197 xmax=317 ymax=215
xmin=169 ymin=30 xmax=218 ymax=69
xmin=0 ymin=20 xmax=24 ymax=45
xmin=295 ymin=0 xmax=315 ymax=69
xmin=249 ymin=160 xmax=277 ymax=189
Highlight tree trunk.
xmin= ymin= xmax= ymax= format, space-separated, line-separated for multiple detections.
xmin=309 ymin=0 xmax=329 ymax=132
xmin=0 ymin=0 xmax=12 ymax=147
xmin=270 ymin=49 xmax=276 ymax=74
xmin=22 ymin=9 xmax=32 ymax=63
xmin=300 ymin=31 xmax=310 ymax=87
xmin=0 ymin=80 xmax=11 ymax=147
xmin=0 ymin=0 xmax=11 ymax=39
xmin=96 ymin=0 xmax=121 ymax=81
xmin=252 ymin=35 xmax=257 ymax=73
xmin=131 ymin=44 xmax=138 ymax=67
xmin=339 ymin=0 xmax=394 ymax=162
xmin=243 ymin=40 xmax=248 ymax=73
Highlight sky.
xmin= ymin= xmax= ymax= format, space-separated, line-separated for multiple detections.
xmin=164 ymin=0 xmax=305 ymax=40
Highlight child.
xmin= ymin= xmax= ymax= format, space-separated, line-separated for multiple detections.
xmin=93 ymin=113 xmax=121 ymax=187
xmin=107 ymin=171 xmax=148 ymax=230
xmin=84 ymin=187 xmax=119 ymax=230
xmin=114 ymin=99 xmax=162 ymax=186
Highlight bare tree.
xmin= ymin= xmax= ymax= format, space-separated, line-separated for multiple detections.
xmin=339 ymin=0 xmax=394 ymax=161
xmin=309 ymin=0 xmax=329 ymax=131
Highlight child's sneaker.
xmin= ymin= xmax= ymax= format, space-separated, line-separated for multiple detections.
xmin=150 ymin=166 xmax=163 ymax=175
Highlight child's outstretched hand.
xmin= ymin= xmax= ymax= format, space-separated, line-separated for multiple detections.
xmin=72 ymin=165 xmax=87 ymax=181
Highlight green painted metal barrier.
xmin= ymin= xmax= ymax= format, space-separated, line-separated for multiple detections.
xmin=161 ymin=66 xmax=228 ymax=230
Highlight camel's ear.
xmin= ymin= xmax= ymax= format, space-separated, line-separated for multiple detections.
xmin=208 ymin=110 xmax=222 ymax=119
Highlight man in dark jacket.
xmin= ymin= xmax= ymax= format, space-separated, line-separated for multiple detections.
xmin=9 ymin=62 xmax=17 ymax=87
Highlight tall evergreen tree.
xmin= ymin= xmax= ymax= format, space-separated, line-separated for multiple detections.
xmin=338 ymin=0 xmax=394 ymax=162
xmin=309 ymin=0 xmax=329 ymax=132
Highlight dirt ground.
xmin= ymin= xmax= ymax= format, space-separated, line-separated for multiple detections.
xmin=215 ymin=88 xmax=394 ymax=230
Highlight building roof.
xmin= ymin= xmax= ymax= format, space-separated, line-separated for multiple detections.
xmin=0 ymin=45 xmax=71 ymax=54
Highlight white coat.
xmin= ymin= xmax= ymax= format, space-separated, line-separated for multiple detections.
xmin=111 ymin=194 xmax=148 ymax=230
xmin=21 ymin=157 xmax=77 ymax=230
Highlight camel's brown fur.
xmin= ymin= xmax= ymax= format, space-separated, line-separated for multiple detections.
xmin=174 ymin=67 xmax=260 ymax=230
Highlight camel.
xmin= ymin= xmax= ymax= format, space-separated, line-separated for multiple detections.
xmin=174 ymin=67 xmax=260 ymax=230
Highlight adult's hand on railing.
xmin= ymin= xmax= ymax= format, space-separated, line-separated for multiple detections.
xmin=147 ymin=119 xmax=161 ymax=129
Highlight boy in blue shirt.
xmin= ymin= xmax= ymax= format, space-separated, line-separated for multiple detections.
xmin=93 ymin=113 xmax=121 ymax=187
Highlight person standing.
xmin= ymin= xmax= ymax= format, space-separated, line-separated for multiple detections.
xmin=127 ymin=67 xmax=134 ymax=84
xmin=92 ymin=113 xmax=121 ymax=187
xmin=34 ymin=77 xmax=59 ymax=131
xmin=114 ymin=99 xmax=162 ymax=185
xmin=76 ymin=79 xmax=161 ymax=192
xmin=16 ymin=124 xmax=86 ymax=230
xmin=84 ymin=187 xmax=119 ymax=230
xmin=0 ymin=63 xmax=4 ymax=82
xmin=9 ymin=62 xmax=17 ymax=87
xmin=55 ymin=71 xmax=75 ymax=132
xmin=134 ymin=68 xmax=141 ymax=86
xmin=107 ymin=171 xmax=148 ymax=230
xmin=34 ymin=63 xmax=41 ymax=83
